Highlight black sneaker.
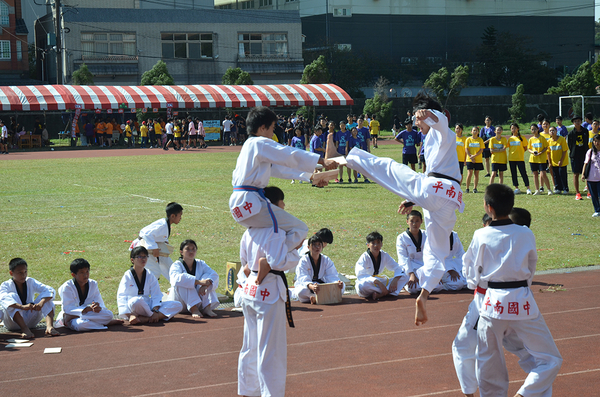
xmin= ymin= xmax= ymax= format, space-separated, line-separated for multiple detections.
xmin=484 ymin=173 xmax=491 ymax=177
xmin=473 ymin=188 xmax=478 ymax=193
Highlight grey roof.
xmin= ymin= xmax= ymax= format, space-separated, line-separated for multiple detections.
xmin=15 ymin=18 xmax=29 ymax=34
xmin=63 ymin=8 xmax=300 ymax=24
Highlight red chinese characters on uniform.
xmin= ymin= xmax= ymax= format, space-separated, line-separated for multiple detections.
xmin=494 ymin=301 xmax=504 ymax=314
xmin=508 ymin=302 xmax=519 ymax=315
xmin=446 ymin=185 xmax=456 ymax=199
xmin=523 ymin=301 xmax=531 ymax=315
xmin=457 ymin=191 xmax=463 ymax=205
xmin=260 ymin=288 xmax=270 ymax=301
xmin=244 ymin=283 xmax=249 ymax=294
xmin=249 ymin=284 xmax=257 ymax=298
xmin=484 ymin=297 xmax=492 ymax=310
xmin=233 ymin=207 xmax=243 ymax=219
xmin=243 ymin=202 xmax=253 ymax=214
xmin=432 ymin=181 xmax=444 ymax=193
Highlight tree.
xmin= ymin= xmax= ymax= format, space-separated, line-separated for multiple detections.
xmin=547 ymin=61 xmax=596 ymax=116
xmin=363 ymin=94 xmax=393 ymax=128
xmin=300 ymin=55 xmax=330 ymax=84
xmin=508 ymin=84 xmax=526 ymax=122
xmin=222 ymin=67 xmax=253 ymax=85
xmin=71 ymin=63 xmax=94 ymax=85
xmin=141 ymin=60 xmax=174 ymax=85
xmin=424 ymin=65 xmax=469 ymax=109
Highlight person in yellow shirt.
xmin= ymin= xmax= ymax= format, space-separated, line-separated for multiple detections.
xmin=154 ymin=119 xmax=163 ymax=148
xmin=508 ymin=123 xmax=531 ymax=194
xmin=140 ymin=121 xmax=149 ymax=148
xmin=369 ymin=114 xmax=381 ymax=149
xmin=539 ymin=119 xmax=551 ymax=141
xmin=105 ymin=118 xmax=113 ymax=148
xmin=547 ymin=126 xmax=569 ymax=194
xmin=527 ymin=123 xmax=552 ymax=195
xmin=589 ymin=120 xmax=599 ymax=149
xmin=465 ymin=126 xmax=484 ymax=193
xmin=174 ymin=119 xmax=183 ymax=151
xmin=96 ymin=119 xmax=106 ymax=147
xmin=489 ymin=126 xmax=508 ymax=185
xmin=455 ymin=123 xmax=467 ymax=183
xmin=124 ymin=120 xmax=134 ymax=148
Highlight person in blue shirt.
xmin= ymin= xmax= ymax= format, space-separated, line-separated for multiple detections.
xmin=347 ymin=127 xmax=362 ymax=183
xmin=310 ymin=127 xmax=325 ymax=158
xmin=480 ymin=116 xmax=495 ymax=177
xmin=555 ymin=116 xmax=568 ymax=137
xmin=395 ymin=118 xmax=421 ymax=171
xmin=335 ymin=121 xmax=351 ymax=183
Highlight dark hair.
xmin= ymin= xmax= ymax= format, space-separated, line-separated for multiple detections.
xmin=130 ymin=246 xmax=148 ymax=259
xmin=592 ymin=134 xmax=600 ymax=154
xmin=537 ymin=114 xmax=545 ymax=123
xmin=366 ymin=231 xmax=383 ymax=243
xmin=246 ymin=106 xmax=278 ymax=136
xmin=510 ymin=123 xmax=522 ymax=141
xmin=555 ymin=116 xmax=563 ymax=121
xmin=315 ymin=228 xmax=333 ymax=244
xmin=482 ymin=213 xmax=492 ymax=227
xmin=166 ymin=202 xmax=183 ymax=218
xmin=407 ymin=209 xmax=423 ymax=220
xmin=585 ymin=112 xmax=594 ymax=120
xmin=70 ymin=258 xmax=90 ymax=274
xmin=412 ymin=92 xmax=442 ymax=113
xmin=264 ymin=186 xmax=284 ymax=205
xmin=530 ymin=124 xmax=540 ymax=134
xmin=485 ymin=115 xmax=492 ymax=121
xmin=372 ymin=114 xmax=377 ymax=119
xmin=509 ymin=207 xmax=531 ymax=228
xmin=484 ymin=184 xmax=514 ymax=218
xmin=455 ymin=123 xmax=463 ymax=130
xmin=179 ymin=239 xmax=197 ymax=251
xmin=308 ymin=235 xmax=323 ymax=247
xmin=9 ymin=257 xmax=27 ymax=272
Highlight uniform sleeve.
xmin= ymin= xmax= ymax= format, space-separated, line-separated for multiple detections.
xmin=462 ymin=234 xmax=483 ymax=290
xmin=294 ymin=255 xmax=313 ymax=288
xmin=0 ymin=280 xmax=19 ymax=308
xmin=116 ymin=272 xmax=130 ymax=316
xmin=382 ymin=252 xmax=406 ymax=279
xmin=446 ymin=233 xmax=465 ymax=273
xmin=139 ymin=220 xmax=168 ymax=250
xmin=169 ymin=260 xmax=197 ymax=289
xmin=197 ymin=261 xmax=219 ymax=292
xmin=355 ymin=253 xmax=373 ymax=280
xmin=240 ymin=232 xmax=249 ymax=267
xmin=29 ymin=278 xmax=55 ymax=300
xmin=256 ymin=138 xmax=321 ymax=173
xmin=88 ymin=280 xmax=107 ymax=309
xmin=147 ymin=272 xmax=163 ymax=309
xmin=396 ymin=234 xmax=411 ymax=274
xmin=425 ymin=109 xmax=452 ymax=146
xmin=271 ymin=165 xmax=312 ymax=182
xmin=321 ymin=255 xmax=342 ymax=286
xmin=59 ymin=281 xmax=86 ymax=316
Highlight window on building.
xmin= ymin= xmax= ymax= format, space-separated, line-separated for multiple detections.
xmin=161 ymin=33 xmax=213 ymax=59
xmin=0 ymin=40 xmax=10 ymax=60
xmin=259 ymin=0 xmax=272 ymax=6
xmin=241 ymin=1 xmax=255 ymax=9
xmin=16 ymin=40 xmax=22 ymax=61
xmin=81 ymin=33 xmax=136 ymax=59
xmin=0 ymin=2 xmax=9 ymax=26
xmin=333 ymin=8 xmax=351 ymax=17
xmin=285 ymin=0 xmax=297 ymax=2
xmin=238 ymin=33 xmax=288 ymax=58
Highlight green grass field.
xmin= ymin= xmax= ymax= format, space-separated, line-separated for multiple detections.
xmin=1 ymin=140 xmax=599 ymax=314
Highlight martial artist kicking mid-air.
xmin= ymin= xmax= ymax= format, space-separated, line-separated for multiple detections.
xmin=331 ymin=92 xmax=464 ymax=325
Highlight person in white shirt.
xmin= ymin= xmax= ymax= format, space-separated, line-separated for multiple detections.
xmin=0 ymin=119 xmax=8 ymax=154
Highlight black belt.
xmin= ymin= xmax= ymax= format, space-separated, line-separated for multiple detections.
xmin=428 ymin=172 xmax=461 ymax=185
xmin=487 ymin=280 xmax=528 ymax=289
xmin=252 ymin=270 xmax=294 ymax=328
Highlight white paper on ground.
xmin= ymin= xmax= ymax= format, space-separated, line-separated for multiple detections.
xmin=7 ymin=338 xmax=30 ymax=343
xmin=6 ymin=343 xmax=34 ymax=348
xmin=44 ymin=347 xmax=62 ymax=354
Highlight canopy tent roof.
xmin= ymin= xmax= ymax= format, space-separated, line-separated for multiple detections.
xmin=0 ymin=84 xmax=353 ymax=111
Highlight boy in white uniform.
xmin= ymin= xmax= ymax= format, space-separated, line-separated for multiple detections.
xmin=0 ymin=258 xmax=58 ymax=338
xmin=463 ymin=185 xmax=562 ymax=397
xmin=55 ymin=258 xmax=123 ymax=331
xmin=131 ymin=202 xmax=183 ymax=280
xmin=292 ymin=235 xmax=344 ymax=304
xmin=117 ymin=247 xmax=182 ymax=324
xmin=396 ymin=210 xmax=443 ymax=294
xmin=441 ymin=231 xmax=466 ymax=291
xmin=355 ymin=231 xmax=409 ymax=300
xmin=230 ymin=106 xmax=336 ymax=265
xmin=168 ymin=239 xmax=220 ymax=318
xmin=341 ymin=93 xmax=464 ymax=325
xmin=238 ymin=227 xmax=298 ymax=397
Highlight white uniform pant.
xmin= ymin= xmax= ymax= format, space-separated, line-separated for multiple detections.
xmin=238 ymin=200 xmax=309 ymax=253
xmin=234 ymin=286 xmax=244 ymax=308
xmin=238 ymin=297 xmax=287 ymax=397
xmin=169 ymin=285 xmax=219 ymax=312
xmin=60 ymin=309 xmax=115 ymax=332
xmin=292 ymin=285 xmax=315 ymax=303
xmin=125 ymin=296 xmax=182 ymax=321
xmin=2 ymin=297 xmax=55 ymax=332
xmin=347 ymin=148 xmax=458 ymax=292
xmin=355 ymin=274 xmax=409 ymax=298
xmin=146 ymin=255 xmax=173 ymax=280
xmin=477 ymin=314 xmax=562 ymax=397
xmin=441 ymin=271 xmax=466 ymax=291
xmin=404 ymin=267 xmax=444 ymax=295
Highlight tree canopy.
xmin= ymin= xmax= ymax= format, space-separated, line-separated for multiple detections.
xmin=222 ymin=67 xmax=254 ymax=85
xmin=71 ymin=63 xmax=94 ymax=85
xmin=424 ymin=65 xmax=469 ymax=109
xmin=300 ymin=55 xmax=330 ymax=84
xmin=141 ymin=60 xmax=174 ymax=85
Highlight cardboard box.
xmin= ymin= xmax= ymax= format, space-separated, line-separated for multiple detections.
xmin=225 ymin=261 xmax=242 ymax=297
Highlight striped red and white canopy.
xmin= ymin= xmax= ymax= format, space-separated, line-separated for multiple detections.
xmin=0 ymin=84 xmax=353 ymax=111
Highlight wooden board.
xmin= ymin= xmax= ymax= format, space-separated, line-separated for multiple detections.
xmin=315 ymin=282 xmax=343 ymax=305
xmin=312 ymin=170 xmax=339 ymax=184
xmin=139 ymin=240 xmax=174 ymax=257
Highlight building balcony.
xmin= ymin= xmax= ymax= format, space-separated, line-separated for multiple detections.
xmin=78 ymin=55 xmax=139 ymax=62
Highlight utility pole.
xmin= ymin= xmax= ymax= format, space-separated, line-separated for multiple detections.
xmin=55 ymin=0 xmax=62 ymax=84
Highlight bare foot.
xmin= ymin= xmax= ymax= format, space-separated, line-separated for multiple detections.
xmin=309 ymin=295 xmax=317 ymax=305
xmin=514 ymin=394 xmax=523 ymax=397
xmin=190 ymin=306 xmax=204 ymax=318
xmin=202 ymin=308 xmax=217 ymax=318
xmin=372 ymin=292 xmax=382 ymax=300
xmin=45 ymin=327 xmax=60 ymax=336
xmin=415 ymin=295 xmax=428 ymax=326
xmin=129 ymin=314 xmax=141 ymax=325
xmin=21 ymin=330 xmax=35 ymax=339
xmin=107 ymin=319 xmax=124 ymax=326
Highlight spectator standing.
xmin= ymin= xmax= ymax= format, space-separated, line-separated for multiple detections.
xmin=567 ymin=115 xmax=589 ymax=200
xmin=455 ymin=123 xmax=467 ymax=183
xmin=547 ymin=126 xmax=569 ymax=194
xmin=528 ymin=123 xmax=552 ymax=195
xmin=556 ymin=116 xmax=568 ymax=137
xmin=395 ymin=118 xmax=421 ymax=171
xmin=582 ymin=134 xmax=600 ymax=217
xmin=223 ymin=115 xmax=233 ymax=146
xmin=508 ymin=123 xmax=531 ymax=194
xmin=480 ymin=116 xmax=495 ymax=177
xmin=369 ymin=114 xmax=380 ymax=148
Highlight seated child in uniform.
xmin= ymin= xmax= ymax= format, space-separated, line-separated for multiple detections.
xmin=168 ymin=239 xmax=220 ymax=318
xmin=292 ymin=235 xmax=344 ymax=304
xmin=462 ymin=185 xmax=562 ymax=397
xmin=355 ymin=231 xmax=409 ymax=300
xmin=117 ymin=246 xmax=182 ymax=324
xmin=130 ymin=202 xmax=183 ymax=280
xmin=396 ymin=210 xmax=443 ymax=294
xmin=441 ymin=231 xmax=467 ymax=291
xmin=55 ymin=258 xmax=123 ymax=331
xmin=0 ymin=258 xmax=58 ymax=338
